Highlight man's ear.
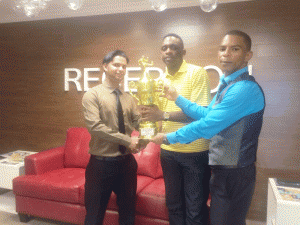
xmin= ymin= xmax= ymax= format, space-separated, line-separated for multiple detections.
xmin=182 ymin=49 xmax=187 ymax=56
xmin=103 ymin=64 xmax=108 ymax=72
xmin=245 ymin=51 xmax=253 ymax=62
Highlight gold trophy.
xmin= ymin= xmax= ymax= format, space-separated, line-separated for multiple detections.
xmin=129 ymin=56 xmax=163 ymax=140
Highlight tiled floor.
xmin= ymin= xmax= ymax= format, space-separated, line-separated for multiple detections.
xmin=0 ymin=188 xmax=266 ymax=225
xmin=0 ymin=190 xmax=16 ymax=214
xmin=0 ymin=211 xmax=75 ymax=225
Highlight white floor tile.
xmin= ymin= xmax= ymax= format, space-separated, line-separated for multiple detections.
xmin=0 ymin=191 xmax=17 ymax=214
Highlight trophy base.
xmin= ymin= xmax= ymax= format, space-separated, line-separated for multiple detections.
xmin=139 ymin=122 xmax=157 ymax=140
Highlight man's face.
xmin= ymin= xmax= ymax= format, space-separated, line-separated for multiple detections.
xmin=103 ymin=55 xmax=127 ymax=85
xmin=218 ymin=34 xmax=253 ymax=76
xmin=161 ymin=36 xmax=186 ymax=69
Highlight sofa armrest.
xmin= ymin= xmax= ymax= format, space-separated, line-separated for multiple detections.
xmin=25 ymin=146 xmax=65 ymax=175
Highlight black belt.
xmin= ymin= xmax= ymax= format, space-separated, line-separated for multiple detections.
xmin=210 ymin=163 xmax=255 ymax=170
xmin=93 ymin=154 xmax=130 ymax=161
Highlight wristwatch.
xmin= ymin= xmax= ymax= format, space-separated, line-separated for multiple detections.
xmin=163 ymin=111 xmax=170 ymax=121
xmin=162 ymin=135 xmax=170 ymax=145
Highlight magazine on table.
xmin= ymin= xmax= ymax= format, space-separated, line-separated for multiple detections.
xmin=0 ymin=150 xmax=35 ymax=165
xmin=276 ymin=178 xmax=300 ymax=202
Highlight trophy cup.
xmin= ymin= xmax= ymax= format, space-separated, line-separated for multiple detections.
xmin=129 ymin=56 xmax=163 ymax=140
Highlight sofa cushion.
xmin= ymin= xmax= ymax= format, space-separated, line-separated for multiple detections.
xmin=13 ymin=168 xmax=85 ymax=204
xmin=134 ymin=142 xmax=163 ymax=179
xmin=78 ymin=175 xmax=155 ymax=208
xmin=136 ymin=178 xmax=168 ymax=220
xmin=108 ymin=175 xmax=156 ymax=210
xmin=64 ymin=127 xmax=91 ymax=168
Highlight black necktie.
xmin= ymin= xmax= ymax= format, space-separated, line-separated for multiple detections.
xmin=114 ymin=89 xmax=126 ymax=154
xmin=216 ymin=82 xmax=227 ymax=100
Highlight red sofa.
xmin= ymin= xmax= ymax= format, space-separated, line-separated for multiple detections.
xmin=13 ymin=127 xmax=169 ymax=225
xmin=13 ymin=127 xmax=211 ymax=224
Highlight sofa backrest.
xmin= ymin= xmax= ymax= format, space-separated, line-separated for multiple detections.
xmin=64 ymin=127 xmax=163 ymax=179
xmin=64 ymin=127 xmax=91 ymax=168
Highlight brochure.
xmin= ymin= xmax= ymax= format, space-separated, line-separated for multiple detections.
xmin=277 ymin=186 xmax=300 ymax=202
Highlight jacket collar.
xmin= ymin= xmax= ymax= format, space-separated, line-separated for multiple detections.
xmin=220 ymin=67 xmax=248 ymax=85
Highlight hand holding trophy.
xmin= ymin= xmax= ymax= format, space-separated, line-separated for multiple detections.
xmin=128 ymin=56 xmax=163 ymax=141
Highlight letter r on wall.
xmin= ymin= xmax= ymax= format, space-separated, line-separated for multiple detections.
xmin=64 ymin=68 xmax=82 ymax=91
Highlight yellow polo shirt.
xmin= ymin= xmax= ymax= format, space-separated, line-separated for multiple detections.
xmin=158 ymin=60 xmax=211 ymax=153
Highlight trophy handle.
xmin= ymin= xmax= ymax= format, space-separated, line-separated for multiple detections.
xmin=154 ymin=79 xmax=164 ymax=104
xmin=156 ymin=79 xmax=164 ymax=92
xmin=128 ymin=81 xmax=140 ymax=103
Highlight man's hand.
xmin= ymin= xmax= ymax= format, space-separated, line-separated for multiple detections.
xmin=129 ymin=136 xmax=140 ymax=153
xmin=139 ymin=105 xmax=164 ymax=122
xmin=129 ymin=137 xmax=150 ymax=153
xmin=138 ymin=139 xmax=150 ymax=149
xmin=150 ymin=133 xmax=165 ymax=145
xmin=161 ymin=85 xmax=179 ymax=101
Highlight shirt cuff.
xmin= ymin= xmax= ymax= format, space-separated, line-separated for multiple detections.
xmin=120 ymin=134 xmax=132 ymax=147
xmin=166 ymin=132 xmax=177 ymax=145
xmin=175 ymin=95 xmax=186 ymax=109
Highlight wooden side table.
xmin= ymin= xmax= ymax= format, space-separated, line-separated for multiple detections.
xmin=0 ymin=150 xmax=36 ymax=190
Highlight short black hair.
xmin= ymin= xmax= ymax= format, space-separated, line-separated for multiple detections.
xmin=163 ymin=33 xmax=184 ymax=49
xmin=226 ymin=30 xmax=252 ymax=51
xmin=102 ymin=50 xmax=129 ymax=65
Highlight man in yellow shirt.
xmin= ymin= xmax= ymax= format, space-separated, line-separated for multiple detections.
xmin=140 ymin=33 xmax=211 ymax=225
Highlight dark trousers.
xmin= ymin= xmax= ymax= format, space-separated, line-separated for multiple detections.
xmin=209 ymin=163 xmax=256 ymax=225
xmin=84 ymin=154 xmax=137 ymax=225
xmin=160 ymin=149 xmax=211 ymax=225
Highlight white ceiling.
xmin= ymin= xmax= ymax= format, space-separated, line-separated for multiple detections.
xmin=0 ymin=0 xmax=252 ymax=24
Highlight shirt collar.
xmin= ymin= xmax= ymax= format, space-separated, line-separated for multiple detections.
xmin=165 ymin=60 xmax=187 ymax=77
xmin=103 ymin=81 xmax=123 ymax=94
xmin=220 ymin=67 xmax=248 ymax=85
